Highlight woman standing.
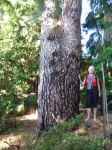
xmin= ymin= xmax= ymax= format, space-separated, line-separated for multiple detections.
xmin=80 ymin=66 xmax=101 ymax=122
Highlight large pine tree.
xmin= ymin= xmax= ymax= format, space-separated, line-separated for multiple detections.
xmin=37 ymin=0 xmax=82 ymax=131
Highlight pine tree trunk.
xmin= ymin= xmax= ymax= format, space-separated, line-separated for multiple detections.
xmin=37 ymin=0 xmax=82 ymax=131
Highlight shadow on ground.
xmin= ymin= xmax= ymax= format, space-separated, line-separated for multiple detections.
xmin=0 ymin=113 xmax=38 ymax=150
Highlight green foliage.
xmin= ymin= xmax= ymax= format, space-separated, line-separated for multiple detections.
xmin=24 ymin=94 xmax=37 ymax=112
xmin=89 ymin=0 xmax=112 ymax=12
xmin=55 ymin=0 xmax=62 ymax=17
xmin=0 ymin=0 xmax=40 ymax=132
xmin=80 ymin=88 xmax=87 ymax=108
xmin=34 ymin=115 xmax=107 ymax=150
xmin=83 ymin=11 xmax=104 ymax=30
xmin=82 ymin=0 xmax=112 ymax=109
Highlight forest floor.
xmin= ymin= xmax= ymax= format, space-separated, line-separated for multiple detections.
xmin=0 ymin=109 xmax=112 ymax=150
xmin=0 ymin=111 xmax=37 ymax=150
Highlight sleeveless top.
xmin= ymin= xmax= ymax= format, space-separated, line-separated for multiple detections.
xmin=85 ymin=75 xmax=98 ymax=89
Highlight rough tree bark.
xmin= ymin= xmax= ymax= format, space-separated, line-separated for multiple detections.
xmin=37 ymin=0 xmax=82 ymax=131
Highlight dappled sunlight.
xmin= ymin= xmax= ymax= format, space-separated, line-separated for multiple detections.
xmin=0 ymin=112 xmax=37 ymax=150
xmin=17 ymin=112 xmax=37 ymax=121
xmin=44 ymin=0 xmax=55 ymax=9
xmin=0 ymin=134 xmax=23 ymax=150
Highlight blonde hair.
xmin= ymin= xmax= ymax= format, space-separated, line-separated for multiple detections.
xmin=88 ymin=66 xmax=94 ymax=71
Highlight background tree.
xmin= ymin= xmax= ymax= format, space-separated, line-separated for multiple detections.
xmin=0 ymin=0 xmax=41 ymax=131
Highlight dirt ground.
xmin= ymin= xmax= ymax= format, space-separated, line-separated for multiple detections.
xmin=0 ymin=110 xmax=112 ymax=150
xmin=0 ymin=112 xmax=37 ymax=150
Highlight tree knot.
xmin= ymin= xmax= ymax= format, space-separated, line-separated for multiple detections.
xmin=47 ymin=25 xmax=64 ymax=41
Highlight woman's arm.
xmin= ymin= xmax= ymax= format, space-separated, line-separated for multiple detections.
xmin=79 ymin=75 xmax=86 ymax=88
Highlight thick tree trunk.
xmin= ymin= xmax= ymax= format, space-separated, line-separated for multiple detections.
xmin=37 ymin=0 xmax=82 ymax=131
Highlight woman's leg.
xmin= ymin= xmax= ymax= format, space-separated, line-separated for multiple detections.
xmin=85 ymin=108 xmax=91 ymax=121
xmin=85 ymin=90 xmax=92 ymax=121
xmin=92 ymin=88 xmax=98 ymax=121
xmin=93 ymin=107 xmax=97 ymax=121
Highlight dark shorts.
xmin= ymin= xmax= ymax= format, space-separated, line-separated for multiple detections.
xmin=86 ymin=87 xmax=99 ymax=108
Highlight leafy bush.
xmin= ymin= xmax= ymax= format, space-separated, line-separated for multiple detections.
xmin=33 ymin=114 xmax=107 ymax=150
xmin=24 ymin=94 xmax=37 ymax=112
xmin=0 ymin=0 xmax=40 ymax=133
xmin=80 ymin=88 xmax=87 ymax=108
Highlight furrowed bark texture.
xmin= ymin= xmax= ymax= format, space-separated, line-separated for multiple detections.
xmin=37 ymin=0 xmax=82 ymax=131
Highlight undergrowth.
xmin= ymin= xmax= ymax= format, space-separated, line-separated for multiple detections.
xmin=28 ymin=114 xmax=108 ymax=150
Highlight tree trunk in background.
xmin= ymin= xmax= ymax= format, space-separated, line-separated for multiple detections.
xmin=104 ymin=11 xmax=112 ymax=42
xmin=37 ymin=0 xmax=82 ymax=131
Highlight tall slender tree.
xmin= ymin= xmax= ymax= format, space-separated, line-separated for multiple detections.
xmin=37 ymin=0 xmax=82 ymax=131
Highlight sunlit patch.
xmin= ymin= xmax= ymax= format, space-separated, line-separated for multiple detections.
xmin=44 ymin=0 xmax=55 ymax=9
xmin=0 ymin=134 xmax=23 ymax=150
xmin=17 ymin=112 xmax=37 ymax=121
